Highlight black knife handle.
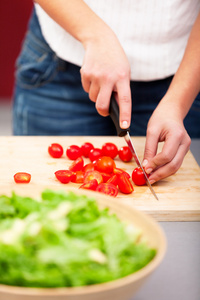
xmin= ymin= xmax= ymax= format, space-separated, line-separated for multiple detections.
xmin=109 ymin=93 xmax=130 ymax=137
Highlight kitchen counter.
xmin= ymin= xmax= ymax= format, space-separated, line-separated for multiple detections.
xmin=0 ymin=136 xmax=199 ymax=300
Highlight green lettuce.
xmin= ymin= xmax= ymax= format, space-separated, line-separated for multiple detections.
xmin=0 ymin=189 xmax=156 ymax=287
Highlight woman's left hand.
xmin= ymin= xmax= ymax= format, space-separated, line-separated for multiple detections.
xmin=142 ymin=99 xmax=191 ymax=184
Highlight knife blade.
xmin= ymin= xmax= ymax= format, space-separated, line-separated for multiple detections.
xmin=109 ymin=93 xmax=159 ymax=201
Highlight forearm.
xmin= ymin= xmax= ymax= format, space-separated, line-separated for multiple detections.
xmin=34 ymin=0 xmax=114 ymax=47
xmin=160 ymin=12 xmax=200 ymax=120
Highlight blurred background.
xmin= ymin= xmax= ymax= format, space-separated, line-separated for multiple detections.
xmin=0 ymin=1 xmax=33 ymax=134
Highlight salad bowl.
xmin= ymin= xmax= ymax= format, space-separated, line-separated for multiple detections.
xmin=0 ymin=187 xmax=166 ymax=300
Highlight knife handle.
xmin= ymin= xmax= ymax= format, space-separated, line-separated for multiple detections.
xmin=109 ymin=93 xmax=130 ymax=137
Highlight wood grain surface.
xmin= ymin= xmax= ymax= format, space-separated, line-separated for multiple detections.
xmin=0 ymin=136 xmax=199 ymax=221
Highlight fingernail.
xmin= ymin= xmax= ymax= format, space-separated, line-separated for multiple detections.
xmin=145 ymin=168 xmax=153 ymax=174
xmin=142 ymin=159 xmax=148 ymax=167
xmin=121 ymin=121 xmax=128 ymax=129
xmin=149 ymin=179 xmax=155 ymax=185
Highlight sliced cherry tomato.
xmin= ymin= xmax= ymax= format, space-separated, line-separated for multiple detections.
xmin=84 ymin=170 xmax=103 ymax=185
xmin=100 ymin=172 xmax=112 ymax=183
xmin=95 ymin=156 xmax=116 ymax=174
xmin=107 ymin=174 xmax=118 ymax=186
xmin=68 ymin=156 xmax=84 ymax=172
xmin=48 ymin=143 xmax=63 ymax=158
xmin=96 ymin=183 xmax=118 ymax=197
xmin=79 ymin=179 xmax=98 ymax=191
xmin=118 ymin=146 xmax=133 ymax=162
xmin=14 ymin=172 xmax=31 ymax=183
xmin=83 ymin=163 xmax=95 ymax=173
xmin=71 ymin=171 xmax=85 ymax=183
xmin=89 ymin=148 xmax=102 ymax=162
xmin=132 ymin=167 xmax=147 ymax=186
xmin=113 ymin=168 xmax=131 ymax=179
xmin=118 ymin=173 xmax=134 ymax=194
xmin=54 ymin=170 xmax=74 ymax=184
xmin=81 ymin=142 xmax=94 ymax=158
xmin=66 ymin=145 xmax=82 ymax=160
xmin=101 ymin=142 xmax=118 ymax=159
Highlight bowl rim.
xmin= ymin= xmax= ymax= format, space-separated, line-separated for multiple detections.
xmin=0 ymin=188 xmax=167 ymax=296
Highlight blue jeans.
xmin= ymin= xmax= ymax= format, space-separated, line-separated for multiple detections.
xmin=13 ymin=9 xmax=200 ymax=137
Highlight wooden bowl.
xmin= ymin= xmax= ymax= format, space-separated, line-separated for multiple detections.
xmin=0 ymin=187 xmax=166 ymax=300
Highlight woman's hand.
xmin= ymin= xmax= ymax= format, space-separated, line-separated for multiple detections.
xmin=142 ymin=99 xmax=191 ymax=184
xmin=35 ymin=0 xmax=132 ymax=129
xmin=80 ymin=31 xmax=132 ymax=129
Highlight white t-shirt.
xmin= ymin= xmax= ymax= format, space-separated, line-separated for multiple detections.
xmin=35 ymin=0 xmax=199 ymax=81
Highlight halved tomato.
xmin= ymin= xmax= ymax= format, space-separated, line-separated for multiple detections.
xmin=118 ymin=173 xmax=134 ymax=194
xmin=84 ymin=170 xmax=103 ymax=185
xmin=55 ymin=170 xmax=74 ymax=184
xmin=83 ymin=163 xmax=95 ymax=173
xmin=107 ymin=174 xmax=118 ymax=186
xmin=79 ymin=179 xmax=98 ymax=191
xmin=71 ymin=171 xmax=85 ymax=183
xmin=96 ymin=183 xmax=118 ymax=197
xmin=95 ymin=156 xmax=116 ymax=174
xmin=100 ymin=172 xmax=112 ymax=183
xmin=113 ymin=168 xmax=131 ymax=179
xmin=68 ymin=156 xmax=84 ymax=172
xmin=14 ymin=172 xmax=31 ymax=183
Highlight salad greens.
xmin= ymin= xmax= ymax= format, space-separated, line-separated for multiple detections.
xmin=0 ymin=189 xmax=156 ymax=287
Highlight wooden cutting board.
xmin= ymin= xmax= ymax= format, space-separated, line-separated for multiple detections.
xmin=0 ymin=136 xmax=199 ymax=221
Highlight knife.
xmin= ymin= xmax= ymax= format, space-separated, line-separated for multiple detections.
xmin=109 ymin=93 xmax=159 ymax=201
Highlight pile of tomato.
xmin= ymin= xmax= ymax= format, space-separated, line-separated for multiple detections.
xmin=49 ymin=142 xmax=147 ymax=197
xmin=13 ymin=141 xmax=147 ymax=196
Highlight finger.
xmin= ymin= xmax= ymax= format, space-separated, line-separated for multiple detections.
xmin=116 ymin=80 xmax=132 ymax=129
xmin=143 ymin=126 xmax=159 ymax=169
xmin=144 ymin=130 xmax=190 ymax=174
xmin=148 ymin=137 xmax=191 ymax=184
xmin=80 ymin=67 xmax=91 ymax=93
xmin=95 ymin=84 xmax=113 ymax=117
xmin=88 ymin=81 xmax=100 ymax=103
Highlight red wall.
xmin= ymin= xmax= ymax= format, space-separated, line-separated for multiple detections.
xmin=0 ymin=1 xmax=33 ymax=99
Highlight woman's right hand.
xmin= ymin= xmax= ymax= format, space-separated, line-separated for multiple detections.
xmin=80 ymin=30 xmax=132 ymax=129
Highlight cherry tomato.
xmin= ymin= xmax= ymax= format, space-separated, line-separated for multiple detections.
xmin=54 ymin=170 xmax=74 ymax=184
xmin=84 ymin=170 xmax=103 ymax=185
xmin=96 ymin=183 xmax=118 ymax=197
xmin=118 ymin=146 xmax=133 ymax=162
xmin=14 ymin=172 xmax=31 ymax=183
xmin=95 ymin=156 xmax=116 ymax=174
xmin=68 ymin=156 xmax=84 ymax=172
xmin=48 ymin=143 xmax=63 ymax=158
xmin=71 ymin=171 xmax=85 ymax=183
xmin=132 ymin=167 xmax=147 ymax=186
xmin=89 ymin=148 xmax=102 ymax=162
xmin=100 ymin=172 xmax=112 ymax=183
xmin=66 ymin=145 xmax=82 ymax=160
xmin=81 ymin=142 xmax=94 ymax=158
xmin=113 ymin=168 xmax=131 ymax=179
xmin=101 ymin=142 xmax=118 ymax=159
xmin=118 ymin=173 xmax=134 ymax=194
xmin=79 ymin=179 xmax=98 ymax=191
xmin=83 ymin=163 xmax=95 ymax=173
xmin=107 ymin=174 xmax=118 ymax=186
